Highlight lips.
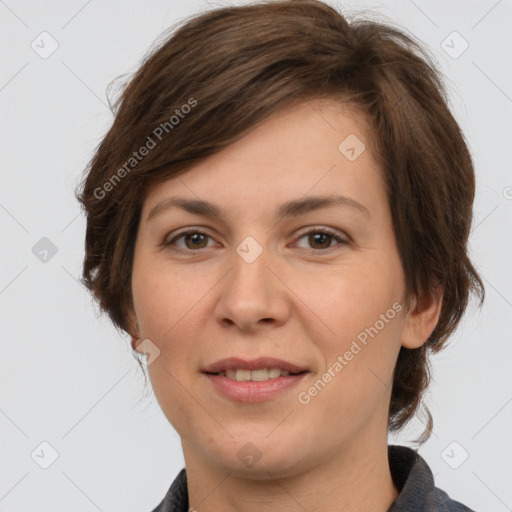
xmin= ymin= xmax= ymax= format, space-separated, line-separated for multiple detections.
xmin=202 ymin=357 xmax=309 ymax=402
xmin=201 ymin=357 xmax=307 ymax=375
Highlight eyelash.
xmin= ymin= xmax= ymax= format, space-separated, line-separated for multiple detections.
xmin=163 ymin=227 xmax=349 ymax=255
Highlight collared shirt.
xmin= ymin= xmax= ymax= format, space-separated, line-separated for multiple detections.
xmin=150 ymin=445 xmax=475 ymax=511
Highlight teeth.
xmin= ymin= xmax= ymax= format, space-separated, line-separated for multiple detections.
xmin=268 ymin=368 xmax=281 ymax=379
xmin=251 ymin=368 xmax=268 ymax=381
xmin=219 ymin=368 xmax=296 ymax=381
xmin=236 ymin=369 xmax=252 ymax=381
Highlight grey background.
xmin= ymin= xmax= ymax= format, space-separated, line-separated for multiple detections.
xmin=1 ymin=0 xmax=511 ymax=510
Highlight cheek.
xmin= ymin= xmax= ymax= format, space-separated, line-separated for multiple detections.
xmin=298 ymin=311 xmax=403 ymax=440
xmin=131 ymin=255 xmax=220 ymax=402
xmin=292 ymin=256 xmax=403 ymax=343
xmin=131 ymin=260 xmax=204 ymax=428
xmin=132 ymin=254 xmax=203 ymax=338
xmin=294 ymin=255 xmax=404 ymax=403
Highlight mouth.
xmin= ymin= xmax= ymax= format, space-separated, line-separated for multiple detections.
xmin=206 ymin=368 xmax=306 ymax=381
xmin=201 ymin=356 xmax=308 ymax=378
xmin=201 ymin=357 xmax=309 ymax=402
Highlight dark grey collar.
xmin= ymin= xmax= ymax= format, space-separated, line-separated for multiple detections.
xmin=386 ymin=445 xmax=474 ymax=511
xmin=150 ymin=445 xmax=474 ymax=511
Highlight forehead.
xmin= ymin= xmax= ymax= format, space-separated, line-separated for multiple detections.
xmin=141 ymin=99 xmax=384 ymax=219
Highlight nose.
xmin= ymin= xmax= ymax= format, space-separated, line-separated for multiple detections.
xmin=214 ymin=245 xmax=291 ymax=332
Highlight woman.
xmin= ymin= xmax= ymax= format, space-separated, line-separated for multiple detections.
xmin=76 ymin=1 xmax=485 ymax=510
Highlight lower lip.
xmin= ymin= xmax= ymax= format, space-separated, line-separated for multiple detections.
xmin=204 ymin=373 xmax=308 ymax=403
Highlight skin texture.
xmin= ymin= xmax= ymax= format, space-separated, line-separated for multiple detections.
xmin=128 ymin=99 xmax=443 ymax=511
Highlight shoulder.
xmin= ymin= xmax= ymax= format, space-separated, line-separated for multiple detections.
xmin=388 ymin=445 xmax=476 ymax=512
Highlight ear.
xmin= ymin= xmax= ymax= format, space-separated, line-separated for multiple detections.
xmin=401 ymin=284 xmax=443 ymax=349
xmin=131 ymin=335 xmax=140 ymax=351
xmin=126 ymin=308 xmax=142 ymax=353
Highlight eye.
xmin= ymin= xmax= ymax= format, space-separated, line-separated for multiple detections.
xmin=163 ymin=227 xmax=348 ymax=254
xmin=164 ymin=229 xmax=217 ymax=252
xmin=294 ymin=227 xmax=348 ymax=252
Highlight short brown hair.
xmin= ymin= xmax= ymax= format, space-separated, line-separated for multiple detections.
xmin=75 ymin=0 xmax=485 ymax=442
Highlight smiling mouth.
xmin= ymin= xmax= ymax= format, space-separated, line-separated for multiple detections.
xmin=205 ymin=368 xmax=307 ymax=382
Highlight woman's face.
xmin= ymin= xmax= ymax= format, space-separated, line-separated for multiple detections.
xmin=130 ymin=99 xmax=422 ymax=477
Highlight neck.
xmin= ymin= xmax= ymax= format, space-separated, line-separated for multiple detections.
xmin=183 ymin=435 xmax=399 ymax=512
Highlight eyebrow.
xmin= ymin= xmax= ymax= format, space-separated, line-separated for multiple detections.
xmin=145 ymin=194 xmax=370 ymax=224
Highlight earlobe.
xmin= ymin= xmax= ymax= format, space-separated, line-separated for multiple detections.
xmin=126 ymin=309 xmax=141 ymax=352
xmin=131 ymin=336 xmax=143 ymax=354
xmin=401 ymin=285 xmax=443 ymax=349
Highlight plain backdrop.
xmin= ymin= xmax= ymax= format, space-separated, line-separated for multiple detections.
xmin=1 ymin=0 xmax=511 ymax=510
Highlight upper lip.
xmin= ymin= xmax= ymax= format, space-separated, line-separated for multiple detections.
xmin=202 ymin=357 xmax=308 ymax=374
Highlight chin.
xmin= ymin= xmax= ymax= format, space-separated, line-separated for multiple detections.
xmin=201 ymin=433 xmax=312 ymax=479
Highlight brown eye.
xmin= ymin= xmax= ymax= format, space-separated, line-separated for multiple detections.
xmin=183 ymin=232 xmax=209 ymax=249
xmin=165 ymin=230 xmax=216 ymax=252
xmin=307 ymin=232 xmax=333 ymax=249
xmin=294 ymin=228 xmax=348 ymax=252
